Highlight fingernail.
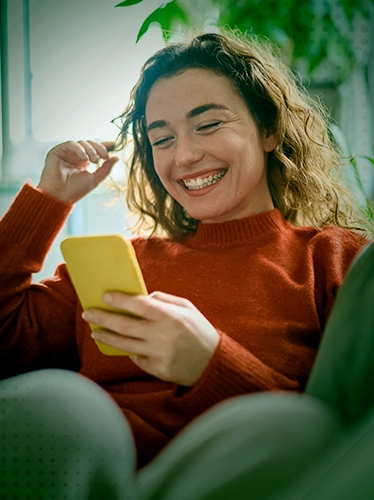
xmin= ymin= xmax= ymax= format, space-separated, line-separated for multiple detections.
xmin=82 ymin=311 xmax=93 ymax=321
xmin=103 ymin=293 xmax=113 ymax=304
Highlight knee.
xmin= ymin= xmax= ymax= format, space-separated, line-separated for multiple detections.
xmin=0 ymin=370 xmax=136 ymax=498
xmin=1 ymin=368 xmax=133 ymax=451
xmin=177 ymin=392 xmax=343 ymax=456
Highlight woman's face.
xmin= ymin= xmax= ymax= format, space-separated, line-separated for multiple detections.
xmin=145 ymin=68 xmax=276 ymax=224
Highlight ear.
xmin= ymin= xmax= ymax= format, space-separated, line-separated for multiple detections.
xmin=263 ymin=130 xmax=277 ymax=153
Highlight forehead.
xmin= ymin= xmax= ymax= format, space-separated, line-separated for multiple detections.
xmin=145 ymin=67 xmax=245 ymax=122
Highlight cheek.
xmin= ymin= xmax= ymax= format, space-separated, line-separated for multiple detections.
xmin=214 ymin=131 xmax=247 ymax=158
xmin=152 ymin=152 xmax=164 ymax=176
xmin=153 ymin=155 xmax=172 ymax=188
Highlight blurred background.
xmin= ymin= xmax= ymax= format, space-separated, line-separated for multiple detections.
xmin=1 ymin=0 xmax=373 ymax=279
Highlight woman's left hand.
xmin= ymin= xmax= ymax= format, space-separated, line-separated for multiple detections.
xmin=82 ymin=291 xmax=220 ymax=386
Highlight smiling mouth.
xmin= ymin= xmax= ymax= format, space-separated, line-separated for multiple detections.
xmin=182 ymin=169 xmax=227 ymax=190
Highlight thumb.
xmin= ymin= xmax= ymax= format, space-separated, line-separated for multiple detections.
xmin=92 ymin=156 xmax=119 ymax=186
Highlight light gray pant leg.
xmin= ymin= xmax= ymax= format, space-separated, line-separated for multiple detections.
xmin=0 ymin=369 xmax=136 ymax=500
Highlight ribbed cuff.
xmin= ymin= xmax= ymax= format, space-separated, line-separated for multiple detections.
xmin=173 ymin=332 xmax=300 ymax=418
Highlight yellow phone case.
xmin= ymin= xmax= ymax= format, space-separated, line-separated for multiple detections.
xmin=60 ymin=234 xmax=148 ymax=356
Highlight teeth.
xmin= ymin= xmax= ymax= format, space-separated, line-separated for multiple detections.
xmin=184 ymin=170 xmax=226 ymax=190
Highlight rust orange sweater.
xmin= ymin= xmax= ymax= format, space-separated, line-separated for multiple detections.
xmin=0 ymin=184 xmax=368 ymax=467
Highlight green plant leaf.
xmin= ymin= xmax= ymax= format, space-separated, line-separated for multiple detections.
xmin=323 ymin=12 xmax=355 ymax=82
xmin=328 ymin=123 xmax=373 ymax=219
xmin=362 ymin=156 xmax=374 ymax=166
xmin=339 ymin=0 xmax=361 ymax=21
xmin=135 ymin=1 xmax=189 ymax=43
xmin=306 ymin=16 xmax=327 ymax=75
xmin=115 ymin=0 xmax=144 ymax=7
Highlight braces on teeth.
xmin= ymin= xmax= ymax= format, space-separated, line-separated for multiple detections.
xmin=184 ymin=170 xmax=225 ymax=190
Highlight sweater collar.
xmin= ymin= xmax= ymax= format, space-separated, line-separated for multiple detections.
xmin=186 ymin=209 xmax=285 ymax=247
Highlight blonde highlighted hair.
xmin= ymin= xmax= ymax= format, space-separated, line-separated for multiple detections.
xmin=113 ymin=29 xmax=370 ymax=239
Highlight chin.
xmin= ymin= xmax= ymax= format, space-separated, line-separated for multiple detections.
xmin=189 ymin=212 xmax=225 ymax=224
xmin=183 ymin=201 xmax=231 ymax=224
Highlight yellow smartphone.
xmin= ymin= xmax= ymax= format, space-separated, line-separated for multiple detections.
xmin=60 ymin=234 xmax=148 ymax=356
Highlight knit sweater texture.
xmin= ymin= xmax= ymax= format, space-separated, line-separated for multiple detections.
xmin=0 ymin=184 xmax=368 ymax=467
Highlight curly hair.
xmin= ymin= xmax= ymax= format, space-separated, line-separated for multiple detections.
xmin=112 ymin=29 xmax=370 ymax=239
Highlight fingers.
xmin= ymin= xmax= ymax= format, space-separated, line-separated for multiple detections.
xmin=48 ymin=140 xmax=113 ymax=166
xmin=103 ymin=293 xmax=164 ymax=321
xmin=83 ymin=306 xmax=153 ymax=358
xmin=81 ymin=292 xmax=186 ymax=339
xmin=82 ymin=291 xmax=220 ymax=385
xmin=100 ymin=292 xmax=195 ymax=325
xmin=92 ymin=329 xmax=146 ymax=357
xmin=149 ymin=291 xmax=192 ymax=308
xmin=82 ymin=308 xmax=149 ymax=339
xmin=39 ymin=139 xmax=119 ymax=204
xmin=101 ymin=141 xmax=116 ymax=152
xmin=77 ymin=140 xmax=109 ymax=163
xmin=77 ymin=140 xmax=119 ymax=186
xmin=47 ymin=141 xmax=89 ymax=165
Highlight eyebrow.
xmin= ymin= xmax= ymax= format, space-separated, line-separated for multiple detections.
xmin=187 ymin=103 xmax=229 ymax=118
xmin=146 ymin=103 xmax=229 ymax=133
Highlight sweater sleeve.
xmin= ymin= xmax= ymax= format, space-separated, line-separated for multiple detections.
xmin=0 ymin=184 xmax=80 ymax=379
xmin=172 ymin=331 xmax=301 ymax=418
xmin=310 ymin=227 xmax=370 ymax=331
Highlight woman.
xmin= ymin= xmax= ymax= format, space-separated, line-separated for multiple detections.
xmin=0 ymin=31 xmax=370 ymax=498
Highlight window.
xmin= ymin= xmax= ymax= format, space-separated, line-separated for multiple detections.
xmin=0 ymin=0 xmax=164 ymax=279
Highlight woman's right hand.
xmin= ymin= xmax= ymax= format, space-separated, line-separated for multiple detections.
xmin=37 ymin=140 xmax=119 ymax=204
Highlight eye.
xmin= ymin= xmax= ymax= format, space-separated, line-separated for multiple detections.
xmin=197 ymin=121 xmax=221 ymax=131
xmin=151 ymin=136 xmax=173 ymax=147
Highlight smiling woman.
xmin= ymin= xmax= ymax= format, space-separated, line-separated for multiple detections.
xmin=114 ymin=30 xmax=371 ymax=239
xmin=145 ymin=68 xmax=276 ymax=223
xmin=0 ymin=28 xmax=372 ymax=498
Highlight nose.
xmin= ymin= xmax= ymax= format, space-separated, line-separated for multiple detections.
xmin=174 ymin=133 xmax=204 ymax=168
